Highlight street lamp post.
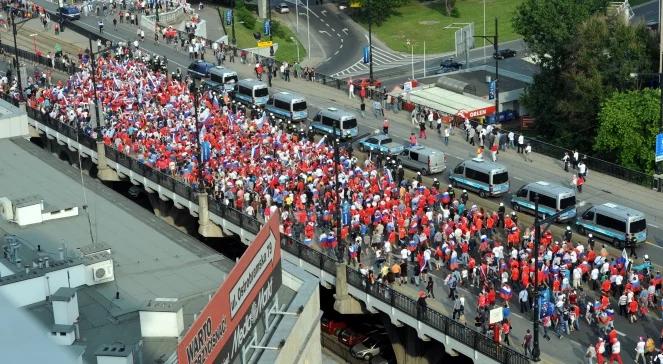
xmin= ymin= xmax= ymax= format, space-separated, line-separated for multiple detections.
xmin=332 ymin=123 xmax=343 ymax=260
xmin=367 ymin=0 xmax=374 ymax=82
xmin=189 ymin=79 xmax=205 ymax=193
xmin=155 ymin=0 xmax=160 ymax=23
xmin=291 ymin=36 xmax=300 ymax=62
xmin=268 ymin=0 xmax=273 ymax=41
xmin=530 ymin=194 xmax=575 ymax=361
xmin=88 ymin=37 xmax=103 ymax=141
xmin=473 ymin=17 xmax=499 ymax=121
xmin=231 ymin=0 xmax=237 ymax=46
xmin=10 ymin=13 xmax=31 ymax=100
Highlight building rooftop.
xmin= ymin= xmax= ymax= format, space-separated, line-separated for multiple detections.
xmin=0 ymin=137 xmax=236 ymax=363
xmin=51 ymin=287 xmax=77 ymax=302
xmin=444 ymin=69 xmax=530 ymax=97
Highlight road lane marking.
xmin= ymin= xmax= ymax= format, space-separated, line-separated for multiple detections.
xmin=337 ymin=33 xmax=341 ymax=37
xmin=648 ymin=223 xmax=659 ymax=228
xmin=513 ymin=176 xmax=524 ymax=181
xmin=321 ymin=9 xmax=328 ymax=16
xmin=577 ymin=200 xmax=586 ymax=207
xmin=318 ymin=30 xmax=331 ymax=36
xmin=334 ymin=50 xmax=339 ymax=55
xmin=342 ymin=28 xmax=349 ymax=34
xmin=644 ymin=241 xmax=663 ymax=249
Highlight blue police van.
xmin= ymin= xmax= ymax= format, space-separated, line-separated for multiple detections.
xmin=265 ymin=91 xmax=308 ymax=122
xmin=448 ymin=158 xmax=509 ymax=198
xmin=511 ymin=181 xmax=577 ymax=221
xmin=576 ymin=202 xmax=647 ymax=247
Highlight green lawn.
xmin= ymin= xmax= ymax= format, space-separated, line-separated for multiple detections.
xmin=365 ymin=0 xmax=522 ymax=54
xmin=218 ymin=8 xmax=307 ymax=63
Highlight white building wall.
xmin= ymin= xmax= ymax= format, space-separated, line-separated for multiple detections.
xmin=50 ymin=330 xmax=75 ymax=346
xmin=0 ymin=261 xmax=15 ymax=277
xmin=96 ymin=353 xmax=133 ymax=364
xmin=0 ymin=264 xmax=88 ymax=307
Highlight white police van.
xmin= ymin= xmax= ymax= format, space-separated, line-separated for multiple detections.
xmin=576 ymin=202 xmax=647 ymax=247
xmin=448 ymin=158 xmax=509 ymax=198
xmin=234 ymin=79 xmax=269 ymax=106
xmin=511 ymin=181 xmax=577 ymax=221
xmin=265 ymin=91 xmax=308 ymax=122
xmin=310 ymin=107 xmax=358 ymax=140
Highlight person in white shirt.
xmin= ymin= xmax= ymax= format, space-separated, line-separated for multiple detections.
xmin=517 ymin=134 xmax=525 ymax=153
xmin=634 ymin=337 xmax=646 ymax=364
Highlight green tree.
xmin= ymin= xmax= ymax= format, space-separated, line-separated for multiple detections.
xmin=512 ymin=0 xmax=609 ymax=70
xmin=351 ymin=0 xmax=408 ymax=26
xmin=595 ymin=89 xmax=660 ymax=174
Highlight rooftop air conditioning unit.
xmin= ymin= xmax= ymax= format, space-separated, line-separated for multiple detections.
xmin=93 ymin=263 xmax=114 ymax=283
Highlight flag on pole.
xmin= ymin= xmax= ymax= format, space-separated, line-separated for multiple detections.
xmin=316 ymin=135 xmax=327 ymax=148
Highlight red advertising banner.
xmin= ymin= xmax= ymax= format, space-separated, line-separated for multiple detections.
xmin=177 ymin=214 xmax=282 ymax=364
xmin=457 ymin=106 xmax=496 ymax=120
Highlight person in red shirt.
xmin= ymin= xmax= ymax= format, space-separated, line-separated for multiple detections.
xmin=502 ymin=320 xmax=511 ymax=346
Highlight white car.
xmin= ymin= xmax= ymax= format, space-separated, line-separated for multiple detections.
xmin=276 ymin=3 xmax=290 ymax=13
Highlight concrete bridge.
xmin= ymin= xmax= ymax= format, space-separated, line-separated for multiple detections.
xmin=25 ymin=107 xmax=530 ymax=364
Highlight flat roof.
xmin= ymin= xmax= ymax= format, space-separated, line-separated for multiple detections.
xmin=51 ymin=287 xmax=77 ymax=302
xmin=408 ymin=86 xmax=494 ymax=116
xmin=0 ymin=137 xmax=235 ymax=363
xmin=0 ymin=98 xmax=26 ymax=119
xmin=445 ymin=69 xmax=530 ymax=97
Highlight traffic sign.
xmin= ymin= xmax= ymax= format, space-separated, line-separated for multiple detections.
xmin=488 ymin=80 xmax=496 ymax=100
xmin=225 ymin=9 xmax=233 ymax=26
xmin=656 ymin=133 xmax=663 ymax=162
xmin=257 ymin=41 xmax=273 ymax=48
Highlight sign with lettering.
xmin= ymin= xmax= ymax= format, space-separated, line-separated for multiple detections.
xmin=177 ymin=214 xmax=282 ymax=364
xmin=257 ymin=41 xmax=273 ymax=48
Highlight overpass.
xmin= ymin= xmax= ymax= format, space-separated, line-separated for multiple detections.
xmin=23 ymin=106 xmax=529 ymax=364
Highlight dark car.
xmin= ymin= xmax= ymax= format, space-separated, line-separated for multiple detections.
xmin=338 ymin=328 xmax=367 ymax=347
xmin=187 ymin=60 xmax=215 ymax=79
xmin=440 ymin=58 xmax=463 ymax=70
xmin=58 ymin=6 xmax=81 ymax=20
xmin=493 ymin=49 xmax=517 ymax=60
xmin=321 ymin=317 xmax=347 ymax=335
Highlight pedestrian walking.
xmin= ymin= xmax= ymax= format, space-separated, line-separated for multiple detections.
xmin=508 ymin=131 xmax=515 ymax=149
xmin=585 ymin=343 xmax=597 ymax=364
xmin=635 ymin=337 xmax=646 ymax=364
xmin=609 ymin=338 xmax=623 ymax=364
xmin=517 ymin=134 xmax=525 ymax=153
xmin=348 ymin=82 xmax=354 ymax=98
xmin=426 ymin=276 xmax=435 ymax=298
xmin=562 ymin=152 xmax=570 ymax=172
xmin=372 ymin=99 xmax=382 ymax=119
xmin=576 ymin=174 xmax=584 ymax=193
xmin=524 ymin=143 xmax=532 ymax=162
xmin=520 ymin=329 xmax=532 ymax=356
xmin=444 ymin=126 xmax=450 ymax=145
xmin=409 ymin=133 xmax=417 ymax=146
xmin=502 ymin=320 xmax=511 ymax=346
xmin=418 ymin=121 xmax=427 ymax=139
xmin=98 ymin=19 xmax=104 ymax=33
xmin=518 ymin=287 xmax=528 ymax=313
xmin=113 ymin=17 xmax=118 ymax=30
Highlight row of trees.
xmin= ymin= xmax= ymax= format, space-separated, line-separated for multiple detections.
xmin=512 ymin=0 xmax=660 ymax=174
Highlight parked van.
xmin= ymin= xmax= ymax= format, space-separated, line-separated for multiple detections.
xmin=265 ymin=91 xmax=308 ymax=122
xmin=397 ymin=145 xmax=446 ymax=175
xmin=234 ymin=79 xmax=269 ymax=106
xmin=209 ymin=66 xmax=239 ymax=93
xmin=310 ymin=107 xmax=358 ymax=139
xmin=511 ymin=181 xmax=577 ymax=221
xmin=448 ymin=158 xmax=509 ymax=198
xmin=576 ymin=202 xmax=647 ymax=247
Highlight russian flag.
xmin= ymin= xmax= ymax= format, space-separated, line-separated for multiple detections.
xmin=500 ymin=285 xmax=512 ymax=298
xmin=606 ymin=309 xmax=615 ymax=319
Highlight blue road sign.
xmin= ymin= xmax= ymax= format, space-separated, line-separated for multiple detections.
xmin=488 ymin=80 xmax=496 ymax=100
xmin=263 ymin=19 xmax=271 ymax=36
xmin=225 ymin=9 xmax=233 ymax=26
xmin=363 ymin=46 xmax=370 ymax=64
xmin=656 ymin=133 xmax=663 ymax=162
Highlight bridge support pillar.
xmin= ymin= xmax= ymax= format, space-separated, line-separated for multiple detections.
xmin=197 ymin=192 xmax=224 ymax=238
xmin=384 ymin=318 xmax=441 ymax=364
xmin=96 ymin=141 xmax=120 ymax=181
xmin=333 ymin=263 xmax=363 ymax=314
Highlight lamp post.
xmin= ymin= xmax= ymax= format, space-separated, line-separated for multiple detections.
xmin=231 ymin=0 xmax=237 ymax=46
xmin=530 ymin=194 xmax=575 ymax=361
xmin=367 ymin=0 xmax=374 ymax=82
xmin=268 ymin=0 xmax=273 ymax=41
xmin=473 ymin=17 xmax=499 ymax=121
xmin=331 ymin=122 xmax=343 ymax=260
xmin=189 ymin=79 xmax=204 ymax=193
xmin=155 ymin=0 xmax=160 ymax=23
xmin=88 ymin=37 xmax=102 ymax=141
xmin=406 ymin=39 xmax=414 ymax=80
xmin=291 ymin=36 xmax=300 ymax=62
xmin=10 ymin=13 xmax=35 ymax=100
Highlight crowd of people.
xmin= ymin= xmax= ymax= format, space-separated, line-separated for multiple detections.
xmin=17 ymin=30 xmax=663 ymax=362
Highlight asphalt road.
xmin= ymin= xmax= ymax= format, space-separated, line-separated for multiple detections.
xmin=632 ymin=0 xmax=659 ymax=25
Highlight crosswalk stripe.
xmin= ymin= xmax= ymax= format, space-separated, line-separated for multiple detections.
xmin=330 ymin=45 xmax=429 ymax=77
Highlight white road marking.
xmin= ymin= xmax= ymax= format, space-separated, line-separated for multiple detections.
xmin=577 ymin=200 xmax=587 ymax=207
xmin=342 ymin=28 xmax=349 ymax=34
xmin=644 ymin=241 xmax=663 ymax=249
xmin=513 ymin=176 xmax=524 ymax=181
xmin=337 ymin=33 xmax=341 ymax=37
xmin=339 ymin=44 xmax=343 ymax=49
xmin=340 ymin=38 xmax=344 ymax=43
xmin=334 ymin=50 xmax=340 ymax=55
xmin=616 ymin=330 xmax=626 ymax=337
xmin=331 ymin=27 xmax=336 ymax=32
xmin=321 ymin=9 xmax=327 ymax=16
xmin=648 ymin=223 xmax=660 ymax=228
xmin=318 ymin=30 xmax=331 ymax=36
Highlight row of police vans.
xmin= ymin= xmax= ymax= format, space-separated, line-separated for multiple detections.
xmin=196 ymin=65 xmax=648 ymax=249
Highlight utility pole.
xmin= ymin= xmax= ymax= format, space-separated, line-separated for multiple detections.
xmin=155 ymin=0 xmax=160 ymax=23
xmin=331 ymin=122 xmax=342 ymax=260
xmin=88 ymin=37 xmax=102 ymax=141
xmin=473 ymin=17 xmax=499 ymax=121
xmin=231 ymin=0 xmax=237 ymax=45
xmin=268 ymin=0 xmax=273 ymax=41
xmin=367 ymin=0 xmax=374 ymax=82
xmin=189 ymin=79 xmax=204 ymax=192
xmin=10 ymin=14 xmax=25 ymax=100
xmin=531 ymin=194 xmax=575 ymax=361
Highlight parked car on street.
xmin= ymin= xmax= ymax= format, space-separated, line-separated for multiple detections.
xmin=439 ymin=58 xmax=463 ymax=71
xmin=493 ymin=49 xmax=517 ymax=60
xmin=276 ymin=2 xmax=290 ymax=13
xmin=350 ymin=334 xmax=389 ymax=360
xmin=58 ymin=6 xmax=81 ymax=20
xmin=321 ymin=317 xmax=347 ymax=335
xmin=338 ymin=328 xmax=368 ymax=347
xmin=357 ymin=134 xmax=405 ymax=156
xmin=187 ymin=60 xmax=215 ymax=79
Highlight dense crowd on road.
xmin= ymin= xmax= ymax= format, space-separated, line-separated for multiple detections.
xmin=17 ymin=42 xmax=663 ymax=362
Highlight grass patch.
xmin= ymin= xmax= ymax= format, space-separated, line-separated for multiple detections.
xmin=217 ymin=7 xmax=307 ymax=63
xmin=361 ymin=0 xmax=522 ymax=54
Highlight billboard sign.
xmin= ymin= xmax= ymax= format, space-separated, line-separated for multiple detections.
xmin=488 ymin=80 xmax=496 ymax=100
xmin=656 ymin=133 xmax=663 ymax=163
xmin=363 ymin=46 xmax=370 ymax=64
xmin=177 ymin=214 xmax=282 ymax=364
xmin=225 ymin=9 xmax=233 ymax=26
xmin=263 ymin=19 xmax=271 ymax=36
xmin=467 ymin=105 xmax=496 ymax=119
